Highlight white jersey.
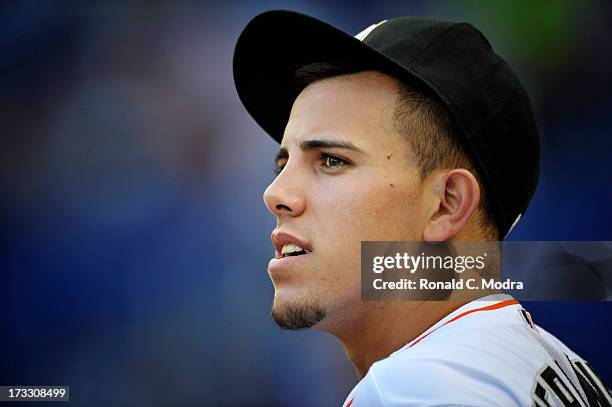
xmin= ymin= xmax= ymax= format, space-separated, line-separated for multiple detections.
xmin=342 ymin=295 xmax=611 ymax=407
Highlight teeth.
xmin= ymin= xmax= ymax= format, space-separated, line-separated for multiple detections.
xmin=281 ymin=243 xmax=307 ymax=255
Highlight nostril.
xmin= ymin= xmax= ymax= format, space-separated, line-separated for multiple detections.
xmin=276 ymin=204 xmax=292 ymax=211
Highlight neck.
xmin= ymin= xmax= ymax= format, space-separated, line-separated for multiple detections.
xmin=335 ymin=300 xmax=468 ymax=378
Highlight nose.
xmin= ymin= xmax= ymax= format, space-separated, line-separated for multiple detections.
xmin=263 ymin=166 xmax=306 ymax=218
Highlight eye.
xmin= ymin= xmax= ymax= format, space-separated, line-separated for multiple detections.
xmin=273 ymin=161 xmax=285 ymax=176
xmin=321 ymin=154 xmax=349 ymax=172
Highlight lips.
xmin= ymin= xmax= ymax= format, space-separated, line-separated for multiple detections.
xmin=271 ymin=231 xmax=313 ymax=260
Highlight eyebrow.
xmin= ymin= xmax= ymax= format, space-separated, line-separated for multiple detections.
xmin=274 ymin=139 xmax=366 ymax=163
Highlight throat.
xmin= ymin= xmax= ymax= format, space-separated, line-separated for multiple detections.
xmin=335 ymin=301 xmax=466 ymax=379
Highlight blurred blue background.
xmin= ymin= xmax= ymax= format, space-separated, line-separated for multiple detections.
xmin=1 ymin=1 xmax=611 ymax=405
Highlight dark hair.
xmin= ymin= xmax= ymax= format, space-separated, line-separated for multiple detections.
xmin=293 ymin=62 xmax=499 ymax=238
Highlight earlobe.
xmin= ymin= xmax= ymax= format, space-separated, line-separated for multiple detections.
xmin=423 ymin=216 xmax=453 ymax=242
xmin=422 ymin=169 xmax=480 ymax=241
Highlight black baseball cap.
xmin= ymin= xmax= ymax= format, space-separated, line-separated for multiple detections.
xmin=233 ymin=10 xmax=540 ymax=238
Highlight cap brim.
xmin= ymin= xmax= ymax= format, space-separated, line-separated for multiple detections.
xmin=233 ymin=10 xmax=427 ymax=143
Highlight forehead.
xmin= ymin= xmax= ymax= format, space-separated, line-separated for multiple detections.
xmin=281 ymin=71 xmax=404 ymax=150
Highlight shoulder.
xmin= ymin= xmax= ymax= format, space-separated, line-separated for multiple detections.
xmin=348 ymin=308 xmax=549 ymax=406
xmin=364 ymin=341 xmax=527 ymax=407
xmin=346 ymin=351 xmax=524 ymax=407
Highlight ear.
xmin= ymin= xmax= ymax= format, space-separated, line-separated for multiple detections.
xmin=422 ymin=169 xmax=481 ymax=242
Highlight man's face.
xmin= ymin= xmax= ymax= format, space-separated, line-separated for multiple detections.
xmin=263 ymin=72 xmax=427 ymax=331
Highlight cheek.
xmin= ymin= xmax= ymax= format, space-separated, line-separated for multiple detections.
xmin=344 ymin=183 xmax=422 ymax=240
xmin=370 ymin=184 xmax=422 ymax=239
xmin=311 ymin=179 xmax=422 ymax=249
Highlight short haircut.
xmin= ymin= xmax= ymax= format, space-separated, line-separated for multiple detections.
xmin=293 ymin=62 xmax=499 ymax=239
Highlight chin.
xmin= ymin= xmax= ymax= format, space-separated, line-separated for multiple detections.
xmin=270 ymin=293 xmax=328 ymax=331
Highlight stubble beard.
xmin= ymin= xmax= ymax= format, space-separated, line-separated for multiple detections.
xmin=271 ymin=299 xmax=328 ymax=330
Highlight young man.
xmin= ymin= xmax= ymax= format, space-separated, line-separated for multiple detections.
xmin=233 ymin=10 xmax=611 ymax=406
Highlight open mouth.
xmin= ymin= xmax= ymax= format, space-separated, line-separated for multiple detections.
xmin=279 ymin=243 xmax=311 ymax=258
